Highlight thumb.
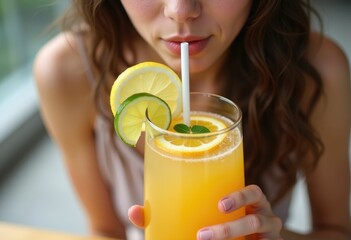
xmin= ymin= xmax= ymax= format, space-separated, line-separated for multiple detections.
xmin=128 ymin=205 xmax=145 ymax=228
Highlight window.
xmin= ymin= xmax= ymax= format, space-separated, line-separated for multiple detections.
xmin=0 ymin=0 xmax=68 ymax=82
xmin=0 ymin=0 xmax=68 ymax=169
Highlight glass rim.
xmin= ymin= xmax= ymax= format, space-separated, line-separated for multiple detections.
xmin=145 ymin=92 xmax=242 ymax=138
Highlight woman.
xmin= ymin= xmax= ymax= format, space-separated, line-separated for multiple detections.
xmin=34 ymin=0 xmax=351 ymax=239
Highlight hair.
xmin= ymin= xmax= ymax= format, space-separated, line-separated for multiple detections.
xmin=62 ymin=0 xmax=324 ymax=205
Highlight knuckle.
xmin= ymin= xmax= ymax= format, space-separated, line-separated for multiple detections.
xmin=273 ymin=216 xmax=283 ymax=231
xmin=249 ymin=185 xmax=272 ymax=211
xmin=235 ymin=190 xmax=247 ymax=205
xmin=213 ymin=223 xmax=232 ymax=239
xmin=247 ymin=214 xmax=262 ymax=232
xmin=221 ymin=223 xmax=232 ymax=238
xmin=250 ymin=185 xmax=264 ymax=200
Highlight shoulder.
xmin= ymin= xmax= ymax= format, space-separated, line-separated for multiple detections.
xmin=33 ymin=32 xmax=96 ymax=140
xmin=307 ymin=32 xmax=350 ymax=90
xmin=34 ymin=31 xmax=90 ymax=96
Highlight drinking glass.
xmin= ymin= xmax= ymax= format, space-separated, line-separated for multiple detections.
xmin=144 ymin=92 xmax=245 ymax=240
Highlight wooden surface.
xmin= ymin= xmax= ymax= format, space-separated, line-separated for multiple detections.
xmin=0 ymin=222 xmax=120 ymax=240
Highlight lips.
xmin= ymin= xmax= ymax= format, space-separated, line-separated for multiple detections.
xmin=163 ymin=36 xmax=211 ymax=56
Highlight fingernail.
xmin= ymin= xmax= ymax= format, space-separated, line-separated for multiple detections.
xmin=220 ymin=197 xmax=234 ymax=212
xmin=197 ymin=229 xmax=213 ymax=240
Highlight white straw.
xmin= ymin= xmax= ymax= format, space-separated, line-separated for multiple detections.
xmin=181 ymin=42 xmax=190 ymax=126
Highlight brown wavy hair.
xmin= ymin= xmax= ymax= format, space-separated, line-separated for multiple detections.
xmin=62 ymin=0 xmax=324 ymax=204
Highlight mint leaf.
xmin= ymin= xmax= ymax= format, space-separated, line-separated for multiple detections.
xmin=173 ymin=123 xmax=211 ymax=134
xmin=191 ymin=125 xmax=210 ymax=134
xmin=173 ymin=123 xmax=191 ymax=133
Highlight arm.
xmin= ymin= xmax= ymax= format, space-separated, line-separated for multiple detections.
xmin=281 ymin=34 xmax=351 ymax=240
xmin=34 ymin=33 xmax=126 ymax=239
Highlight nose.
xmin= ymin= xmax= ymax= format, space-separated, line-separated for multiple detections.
xmin=164 ymin=0 xmax=201 ymax=23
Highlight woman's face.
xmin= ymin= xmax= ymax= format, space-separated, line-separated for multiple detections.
xmin=120 ymin=0 xmax=252 ymax=74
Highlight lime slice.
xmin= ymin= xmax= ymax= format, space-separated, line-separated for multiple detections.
xmin=115 ymin=92 xmax=171 ymax=146
xmin=110 ymin=62 xmax=182 ymax=118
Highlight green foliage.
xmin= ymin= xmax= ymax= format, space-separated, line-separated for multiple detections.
xmin=173 ymin=123 xmax=210 ymax=134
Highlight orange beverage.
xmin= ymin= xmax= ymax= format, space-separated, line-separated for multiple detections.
xmin=144 ymin=93 xmax=245 ymax=240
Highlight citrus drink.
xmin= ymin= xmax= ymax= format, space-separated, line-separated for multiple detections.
xmin=144 ymin=93 xmax=245 ymax=240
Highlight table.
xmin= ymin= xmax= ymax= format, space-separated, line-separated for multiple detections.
xmin=0 ymin=222 xmax=121 ymax=240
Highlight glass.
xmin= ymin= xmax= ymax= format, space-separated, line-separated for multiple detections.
xmin=144 ymin=92 xmax=245 ymax=240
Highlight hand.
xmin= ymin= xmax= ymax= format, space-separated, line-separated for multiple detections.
xmin=128 ymin=185 xmax=283 ymax=240
xmin=197 ymin=185 xmax=283 ymax=240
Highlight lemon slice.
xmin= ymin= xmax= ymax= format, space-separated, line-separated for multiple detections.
xmin=110 ymin=62 xmax=182 ymax=118
xmin=115 ymin=93 xmax=171 ymax=146
xmin=155 ymin=114 xmax=228 ymax=157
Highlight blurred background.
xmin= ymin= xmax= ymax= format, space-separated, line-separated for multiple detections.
xmin=0 ymin=0 xmax=350 ymax=237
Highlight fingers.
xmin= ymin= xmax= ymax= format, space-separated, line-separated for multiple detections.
xmin=197 ymin=185 xmax=282 ymax=240
xmin=128 ymin=205 xmax=145 ymax=228
xmin=128 ymin=185 xmax=283 ymax=239
xmin=197 ymin=214 xmax=282 ymax=240
xmin=218 ymin=185 xmax=272 ymax=216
